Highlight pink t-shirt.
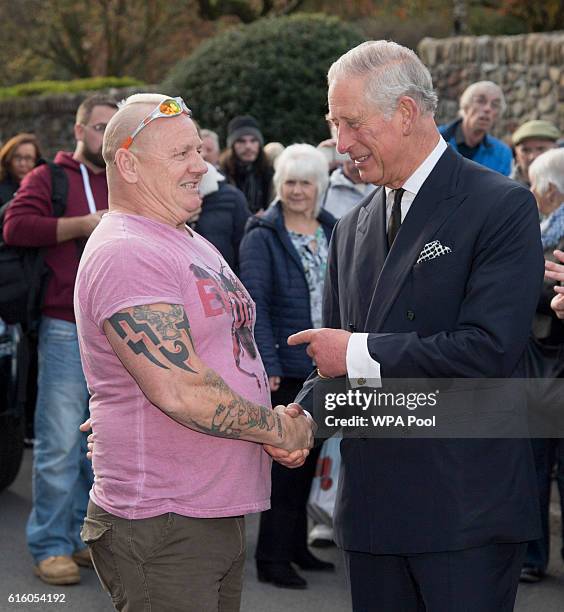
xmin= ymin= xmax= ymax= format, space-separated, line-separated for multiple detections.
xmin=75 ymin=212 xmax=271 ymax=519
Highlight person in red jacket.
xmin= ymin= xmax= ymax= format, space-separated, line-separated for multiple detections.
xmin=3 ymin=94 xmax=118 ymax=586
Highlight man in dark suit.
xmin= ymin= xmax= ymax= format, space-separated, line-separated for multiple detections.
xmin=288 ymin=40 xmax=544 ymax=611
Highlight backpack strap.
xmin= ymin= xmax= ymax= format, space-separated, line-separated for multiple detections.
xmin=46 ymin=161 xmax=68 ymax=217
xmin=26 ymin=162 xmax=68 ymax=331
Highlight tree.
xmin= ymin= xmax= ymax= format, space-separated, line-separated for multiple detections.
xmin=496 ymin=0 xmax=564 ymax=32
xmin=196 ymin=0 xmax=306 ymax=23
xmin=452 ymin=0 xmax=468 ymax=34
xmin=0 ymin=0 xmax=311 ymax=84
xmin=161 ymin=14 xmax=365 ymax=145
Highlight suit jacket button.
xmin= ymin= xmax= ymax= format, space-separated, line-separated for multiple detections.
xmin=407 ymin=310 xmax=415 ymax=320
xmin=357 ymin=377 xmax=367 ymax=386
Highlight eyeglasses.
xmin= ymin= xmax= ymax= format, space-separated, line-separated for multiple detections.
xmin=12 ymin=154 xmax=36 ymax=164
xmin=85 ymin=123 xmax=109 ymax=133
xmin=120 ymin=97 xmax=192 ymax=150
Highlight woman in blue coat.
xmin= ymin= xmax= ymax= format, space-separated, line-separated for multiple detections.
xmin=239 ymin=144 xmax=336 ymax=589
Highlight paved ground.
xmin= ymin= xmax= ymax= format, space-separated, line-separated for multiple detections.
xmin=0 ymin=448 xmax=563 ymax=611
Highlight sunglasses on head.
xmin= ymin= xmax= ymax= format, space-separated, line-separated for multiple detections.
xmin=120 ymin=97 xmax=192 ymax=150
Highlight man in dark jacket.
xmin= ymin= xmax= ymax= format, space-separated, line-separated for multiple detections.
xmin=220 ymin=115 xmax=274 ymax=214
xmin=290 ymin=41 xmax=542 ymax=611
xmin=193 ymin=162 xmax=250 ymax=271
xmin=3 ymin=94 xmax=118 ymax=586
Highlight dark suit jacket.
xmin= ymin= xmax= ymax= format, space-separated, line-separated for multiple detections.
xmin=296 ymin=145 xmax=544 ymax=555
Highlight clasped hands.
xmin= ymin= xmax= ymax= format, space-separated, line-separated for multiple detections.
xmin=263 ymin=327 xmax=351 ymax=468
xmin=264 ymin=403 xmax=316 ymax=469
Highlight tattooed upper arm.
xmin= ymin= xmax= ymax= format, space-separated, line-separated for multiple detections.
xmin=105 ymin=303 xmax=199 ymax=373
xmin=103 ymin=303 xmax=284 ymax=446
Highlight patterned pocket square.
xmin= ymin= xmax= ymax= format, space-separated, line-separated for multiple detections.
xmin=416 ymin=240 xmax=452 ymax=264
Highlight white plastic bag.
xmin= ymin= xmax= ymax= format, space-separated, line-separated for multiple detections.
xmin=307 ymin=433 xmax=342 ymax=527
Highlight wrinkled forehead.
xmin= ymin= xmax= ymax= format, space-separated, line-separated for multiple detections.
xmin=471 ymin=85 xmax=502 ymax=101
xmin=327 ymin=75 xmax=370 ymax=118
xmin=139 ymin=114 xmax=199 ymax=156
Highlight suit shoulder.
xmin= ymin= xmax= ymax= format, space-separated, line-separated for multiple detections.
xmin=458 ymin=158 xmax=530 ymax=203
xmin=335 ymin=186 xmax=380 ymax=232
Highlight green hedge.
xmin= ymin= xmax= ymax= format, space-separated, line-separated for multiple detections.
xmin=161 ymin=14 xmax=365 ymax=146
xmin=0 ymin=77 xmax=144 ymax=100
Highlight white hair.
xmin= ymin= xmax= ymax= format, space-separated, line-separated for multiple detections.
xmin=200 ymin=129 xmax=219 ymax=149
xmin=328 ymin=40 xmax=438 ymax=119
xmin=459 ymin=81 xmax=506 ymax=116
xmin=274 ymin=144 xmax=329 ymax=214
xmin=529 ymin=148 xmax=564 ymax=195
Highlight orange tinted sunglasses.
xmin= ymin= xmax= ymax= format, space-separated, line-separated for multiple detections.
xmin=120 ymin=97 xmax=192 ymax=150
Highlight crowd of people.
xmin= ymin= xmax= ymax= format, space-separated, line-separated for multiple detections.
xmin=0 ymin=38 xmax=563 ymax=612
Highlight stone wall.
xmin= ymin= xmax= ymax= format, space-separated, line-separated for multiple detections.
xmin=0 ymin=87 xmax=150 ymax=158
xmin=418 ymin=32 xmax=563 ymax=140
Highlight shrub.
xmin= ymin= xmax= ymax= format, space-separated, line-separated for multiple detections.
xmin=0 ymin=77 xmax=144 ymax=100
xmin=161 ymin=14 xmax=365 ymax=146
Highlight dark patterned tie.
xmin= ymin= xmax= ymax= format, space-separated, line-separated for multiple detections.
xmin=387 ymin=188 xmax=405 ymax=249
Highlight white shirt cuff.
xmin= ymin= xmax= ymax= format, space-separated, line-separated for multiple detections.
xmin=346 ymin=333 xmax=382 ymax=388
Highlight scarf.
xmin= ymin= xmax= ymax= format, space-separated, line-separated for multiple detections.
xmin=541 ymin=202 xmax=564 ymax=249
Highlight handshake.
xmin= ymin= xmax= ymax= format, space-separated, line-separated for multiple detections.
xmin=264 ymin=403 xmax=317 ymax=469
xmin=80 ymin=402 xmax=317 ymax=470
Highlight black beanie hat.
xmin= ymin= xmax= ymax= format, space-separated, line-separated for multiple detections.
xmin=226 ymin=115 xmax=264 ymax=148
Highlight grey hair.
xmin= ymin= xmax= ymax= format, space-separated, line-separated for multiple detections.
xmin=274 ymin=144 xmax=329 ymax=215
xmin=328 ymin=40 xmax=438 ymax=119
xmin=458 ymin=81 xmax=506 ymax=116
xmin=529 ymin=148 xmax=564 ymax=195
xmin=200 ymin=129 xmax=219 ymax=149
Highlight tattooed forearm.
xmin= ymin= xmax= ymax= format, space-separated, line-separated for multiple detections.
xmin=184 ymin=402 xmax=281 ymax=441
xmin=211 ymin=401 xmax=276 ymax=437
xmin=204 ymin=371 xmax=232 ymax=394
xmin=108 ymin=305 xmax=198 ymax=373
xmin=197 ymin=370 xmax=284 ymax=441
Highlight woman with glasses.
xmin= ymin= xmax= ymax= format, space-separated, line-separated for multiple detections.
xmin=239 ymin=143 xmax=336 ymax=589
xmin=0 ymin=133 xmax=42 ymax=204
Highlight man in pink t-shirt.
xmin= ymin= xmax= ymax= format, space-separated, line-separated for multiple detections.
xmin=74 ymin=93 xmax=314 ymax=612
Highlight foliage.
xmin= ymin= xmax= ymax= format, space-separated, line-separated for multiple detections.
xmin=161 ymin=14 xmax=364 ymax=146
xmin=196 ymin=0 xmax=306 ymax=22
xmin=0 ymin=77 xmax=144 ymax=101
xmin=0 ymin=0 xmax=308 ymax=86
xmin=494 ymin=0 xmax=564 ymax=33
xmin=467 ymin=5 xmax=526 ymax=36
xmin=0 ymin=0 xmax=557 ymax=88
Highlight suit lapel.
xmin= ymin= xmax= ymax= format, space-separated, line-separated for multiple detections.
xmin=364 ymin=148 xmax=467 ymax=329
xmin=353 ymin=187 xmax=388 ymax=322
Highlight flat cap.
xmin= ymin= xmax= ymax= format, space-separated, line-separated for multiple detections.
xmin=512 ymin=120 xmax=560 ymax=146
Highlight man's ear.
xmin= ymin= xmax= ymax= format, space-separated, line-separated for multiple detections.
xmin=397 ymin=96 xmax=418 ymax=136
xmin=114 ymin=148 xmax=139 ymax=184
xmin=74 ymin=123 xmax=85 ymax=143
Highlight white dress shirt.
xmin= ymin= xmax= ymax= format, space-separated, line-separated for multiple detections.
xmin=346 ymin=136 xmax=448 ymax=387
